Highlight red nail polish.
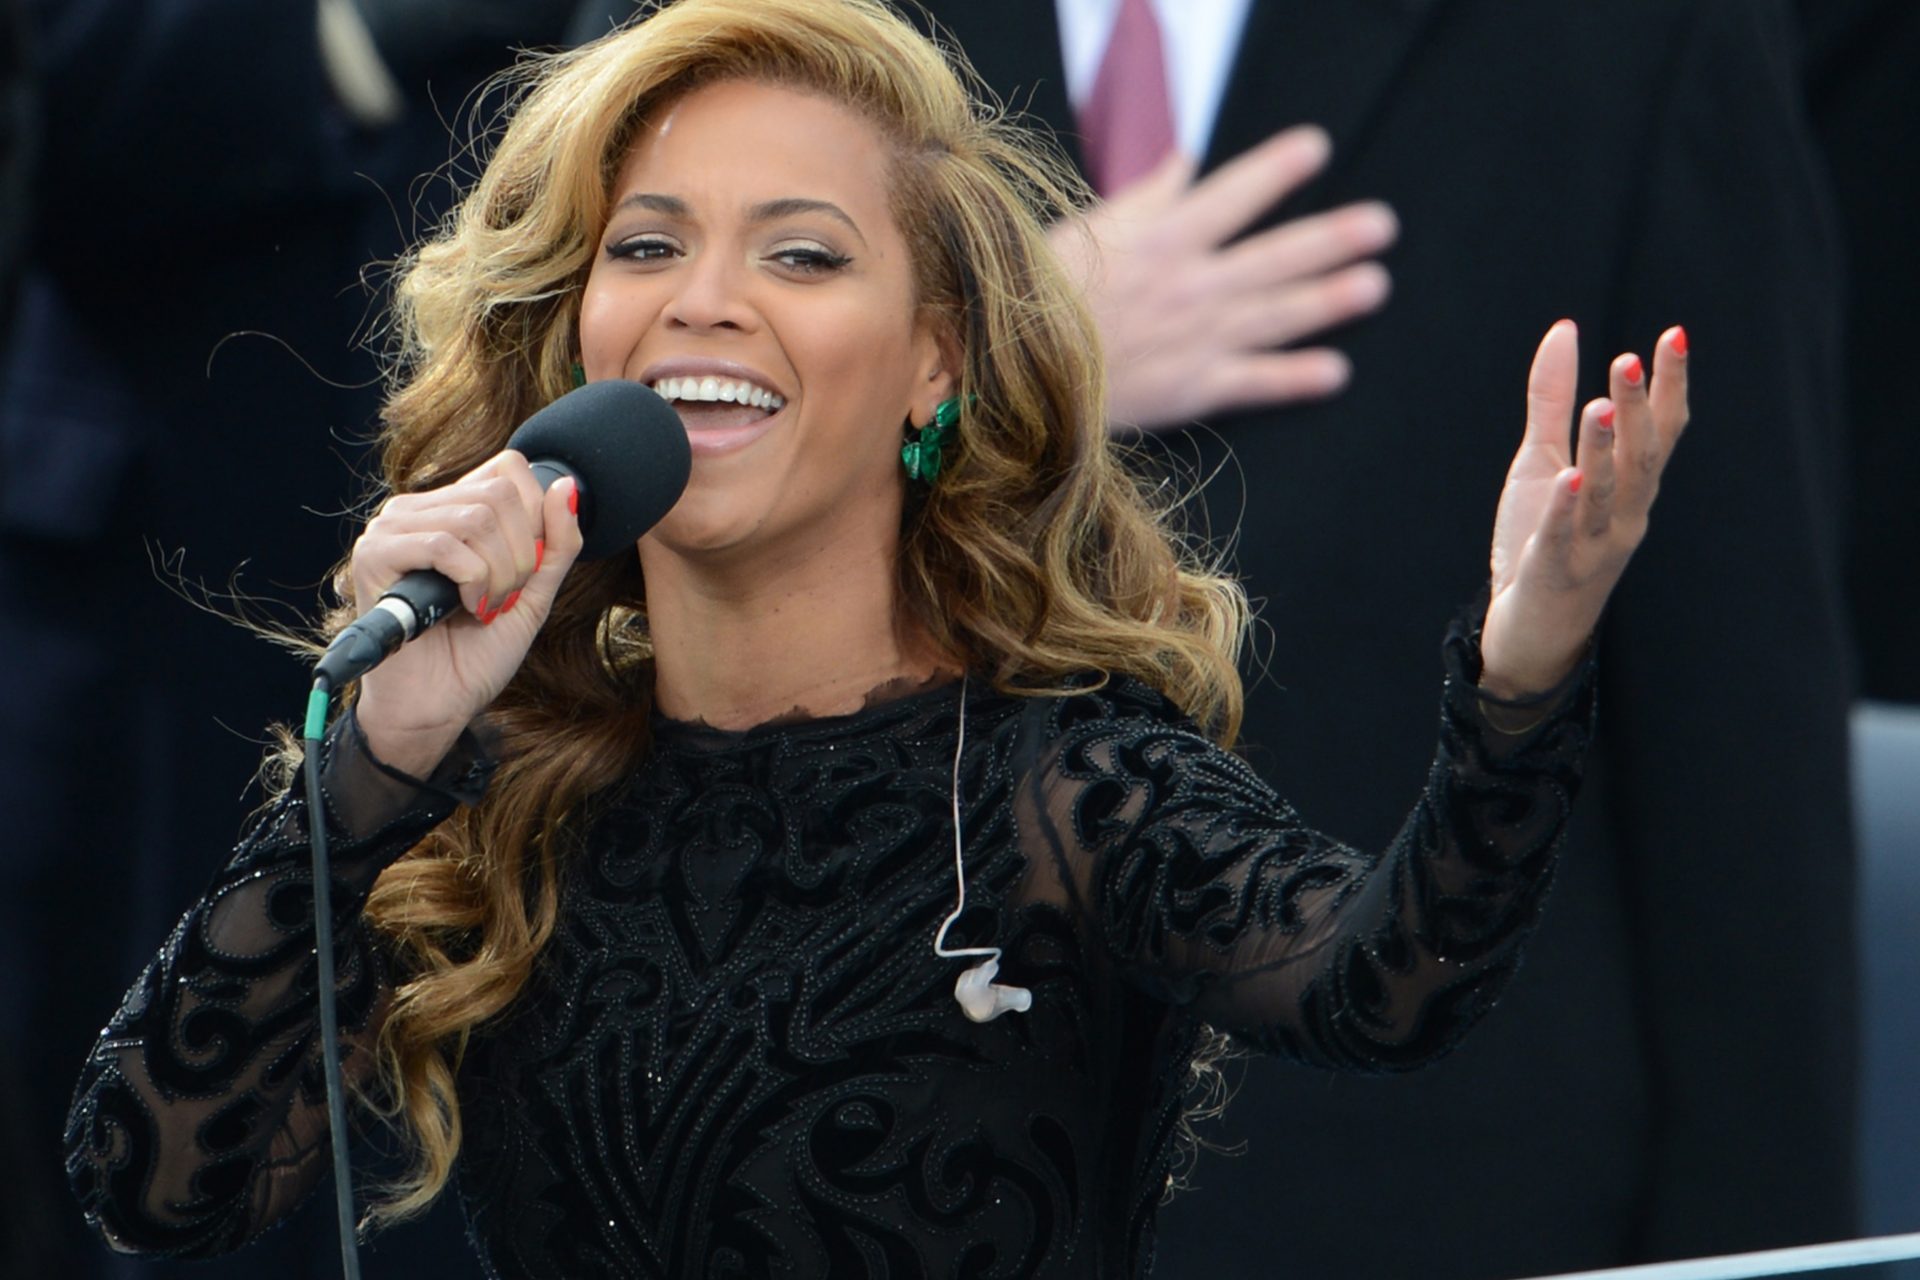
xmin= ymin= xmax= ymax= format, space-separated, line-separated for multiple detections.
xmin=1569 ymin=472 xmax=1584 ymax=495
xmin=534 ymin=539 xmax=545 ymax=572
xmin=1597 ymin=404 xmax=1616 ymax=429
xmin=501 ymin=589 xmax=522 ymax=614
xmin=1621 ymin=355 xmax=1644 ymax=386
xmin=567 ymin=484 xmax=579 ymax=517
xmin=476 ymin=595 xmax=494 ymax=624
xmin=1672 ymin=326 xmax=1689 ymax=356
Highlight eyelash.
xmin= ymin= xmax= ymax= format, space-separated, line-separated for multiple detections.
xmin=605 ymin=238 xmax=852 ymax=275
xmin=774 ymin=246 xmax=853 ymax=274
xmin=608 ymin=237 xmax=679 ymax=263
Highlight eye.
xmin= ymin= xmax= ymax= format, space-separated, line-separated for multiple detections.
xmin=606 ymin=235 xmax=681 ymax=264
xmin=769 ymin=244 xmax=853 ymax=276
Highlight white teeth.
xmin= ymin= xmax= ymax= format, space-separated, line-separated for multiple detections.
xmin=649 ymin=374 xmax=786 ymax=411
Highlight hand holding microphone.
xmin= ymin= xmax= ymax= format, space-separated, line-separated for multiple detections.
xmin=333 ymin=380 xmax=689 ymax=777
xmin=347 ymin=453 xmax=578 ymax=778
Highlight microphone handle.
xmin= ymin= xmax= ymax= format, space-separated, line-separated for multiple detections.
xmin=312 ymin=460 xmax=579 ymax=689
xmin=383 ymin=567 xmax=464 ymax=633
xmin=312 ymin=569 xmax=454 ymax=688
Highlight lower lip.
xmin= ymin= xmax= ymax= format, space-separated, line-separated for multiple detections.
xmin=678 ymin=405 xmax=785 ymax=458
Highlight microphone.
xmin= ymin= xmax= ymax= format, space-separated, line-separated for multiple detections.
xmin=313 ymin=379 xmax=689 ymax=688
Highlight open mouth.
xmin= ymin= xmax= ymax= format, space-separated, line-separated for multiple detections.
xmin=650 ymin=375 xmax=786 ymax=432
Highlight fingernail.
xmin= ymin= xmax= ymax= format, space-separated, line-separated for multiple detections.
xmin=1671 ymin=326 xmax=1689 ymax=357
xmin=1358 ymin=201 xmax=1399 ymax=242
xmin=534 ymin=538 xmax=545 ymax=572
xmin=1597 ymin=403 xmax=1616 ymax=430
xmin=1621 ymin=355 xmax=1644 ymax=386
xmin=1569 ymin=471 xmax=1584 ymax=495
xmin=475 ymin=594 xmax=493 ymax=624
xmin=567 ymin=482 xmax=579 ymax=517
xmin=501 ymin=590 xmax=522 ymax=615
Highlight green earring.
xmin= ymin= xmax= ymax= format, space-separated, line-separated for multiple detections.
xmin=570 ymin=362 xmax=587 ymax=388
xmin=902 ymin=396 xmax=962 ymax=483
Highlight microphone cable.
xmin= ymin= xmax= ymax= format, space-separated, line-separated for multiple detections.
xmin=302 ymin=675 xmax=364 ymax=1280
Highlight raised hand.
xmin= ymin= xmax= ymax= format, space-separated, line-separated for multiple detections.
xmin=349 ymin=450 xmax=584 ymax=777
xmin=1048 ymin=126 xmax=1397 ymax=431
xmin=1479 ymin=320 xmax=1691 ymax=699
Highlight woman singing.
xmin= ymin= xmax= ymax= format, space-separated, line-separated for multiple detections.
xmin=65 ymin=0 xmax=1688 ymax=1275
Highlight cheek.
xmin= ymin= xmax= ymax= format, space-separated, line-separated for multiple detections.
xmin=795 ymin=311 xmax=920 ymax=431
xmin=576 ymin=273 xmax=660 ymax=373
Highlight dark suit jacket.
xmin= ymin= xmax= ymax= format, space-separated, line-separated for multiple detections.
xmin=1800 ymin=0 xmax=1920 ymax=704
xmin=911 ymin=2 xmax=1858 ymax=1276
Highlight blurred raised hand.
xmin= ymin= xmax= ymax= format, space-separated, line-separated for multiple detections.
xmin=1479 ymin=320 xmax=1692 ymax=698
xmin=1048 ymin=124 xmax=1397 ymax=431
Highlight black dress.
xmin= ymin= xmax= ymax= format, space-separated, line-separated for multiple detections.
xmin=66 ymin=625 xmax=1593 ymax=1278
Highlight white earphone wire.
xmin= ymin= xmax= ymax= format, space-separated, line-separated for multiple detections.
xmin=932 ymin=674 xmax=998 ymax=963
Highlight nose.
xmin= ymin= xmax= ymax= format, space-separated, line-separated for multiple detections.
xmin=663 ymin=247 xmax=757 ymax=334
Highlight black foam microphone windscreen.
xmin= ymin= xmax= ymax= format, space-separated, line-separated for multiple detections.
xmin=508 ymin=378 xmax=690 ymax=559
xmin=314 ymin=380 xmax=689 ymax=687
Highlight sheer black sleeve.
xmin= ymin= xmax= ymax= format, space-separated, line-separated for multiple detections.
xmin=63 ymin=714 xmax=491 ymax=1257
xmin=1013 ymin=618 xmax=1596 ymax=1071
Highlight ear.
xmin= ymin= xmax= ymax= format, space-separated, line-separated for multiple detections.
xmin=907 ymin=311 xmax=962 ymax=427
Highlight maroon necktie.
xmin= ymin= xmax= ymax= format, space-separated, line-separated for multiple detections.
xmin=1077 ymin=0 xmax=1178 ymax=196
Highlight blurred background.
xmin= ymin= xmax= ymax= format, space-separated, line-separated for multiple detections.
xmin=2 ymin=1 xmax=1915 ymax=1277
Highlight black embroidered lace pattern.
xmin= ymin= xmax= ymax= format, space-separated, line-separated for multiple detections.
xmin=67 ymin=625 xmax=1594 ymax=1278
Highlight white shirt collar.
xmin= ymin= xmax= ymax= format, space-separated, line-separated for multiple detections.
xmin=1054 ymin=0 xmax=1255 ymax=161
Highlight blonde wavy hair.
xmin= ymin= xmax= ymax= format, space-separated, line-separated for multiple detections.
xmin=328 ymin=0 xmax=1250 ymax=1225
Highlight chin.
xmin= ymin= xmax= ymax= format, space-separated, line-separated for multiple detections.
xmin=643 ymin=461 xmax=906 ymax=571
xmin=645 ymin=496 xmax=768 ymax=560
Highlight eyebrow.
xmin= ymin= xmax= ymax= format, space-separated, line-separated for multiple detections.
xmin=616 ymin=193 xmax=692 ymax=218
xmin=747 ymin=198 xmax=867 ymax=245
xmin=612 ymin=193 xmax=868 ymax=246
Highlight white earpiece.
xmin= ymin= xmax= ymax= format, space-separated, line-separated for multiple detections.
xmin=935 ymin=676 xmax=1034 ymax=1023
xmin=953 ymin=956 xmax=1033 ymax=1023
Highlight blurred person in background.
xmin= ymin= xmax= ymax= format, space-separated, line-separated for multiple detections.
xmin=1799 ymin=0 xmax=1920 ymax=1262
xmin=0 ymin=1 xmax=587 ymax=1274
xmin=0 ymin=0 xmax=28 ymax=339
xmin=1799 ymin=0 xmax=1920 ymax=708
xmin=0 ymin=0 xmax=38 ymax=1267
xmin=886 ymin=1 xmax=1856 ymax=1276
